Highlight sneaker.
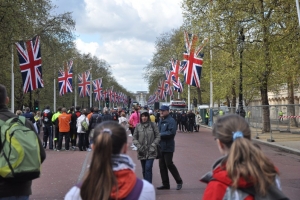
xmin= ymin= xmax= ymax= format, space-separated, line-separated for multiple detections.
xmin=56 ymin=149 xmax=60 ymax=152
xmin=130 ymin=144 xmax=135 ymax=147
xmin=87 ymin=148 xmax=92 ymax=152
xmin=132 ymin=147 xmax=137 ymax=151
xmin=128 ymin=134 xmax=133 ymax=137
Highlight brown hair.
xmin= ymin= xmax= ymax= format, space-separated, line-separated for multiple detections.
xmin=80 ymin=121 xmax=127 ymax=200
xmin=212 ymin=114 xmax=278 ymax=195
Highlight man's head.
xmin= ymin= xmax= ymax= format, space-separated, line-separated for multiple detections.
xmin=25 ymin=107 xmax=30 ymax=112
xmin=159 ymin=105 xmax=169 ymax=118
xmin=0 ymin=84 xmax=8 ymax=106
xmin=61 ymin=107 xmax=67 ymax=113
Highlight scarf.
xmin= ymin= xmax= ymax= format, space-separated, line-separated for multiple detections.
xmin=111 ymin=154 xmax=136 ymax=172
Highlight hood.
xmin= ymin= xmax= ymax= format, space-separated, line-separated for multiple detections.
xmin=140 ymin=110 xmax=150 ymax=123
xmin=110 ymin=169 xmax=137 ymax=199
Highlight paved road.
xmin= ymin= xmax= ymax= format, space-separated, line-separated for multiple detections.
xmin=31 ymin=127 xmax=300 ymax=199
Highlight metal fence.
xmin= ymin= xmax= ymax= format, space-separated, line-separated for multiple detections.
xmin=199 ymin=104 xmax=300 ymax=143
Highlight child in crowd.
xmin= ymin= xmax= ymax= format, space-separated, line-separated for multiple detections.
xmin=201 ymin=114 xmax=288 ymax=200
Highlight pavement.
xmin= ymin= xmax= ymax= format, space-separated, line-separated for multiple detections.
xmin=30 ymin=126 xmax=300 ymax=200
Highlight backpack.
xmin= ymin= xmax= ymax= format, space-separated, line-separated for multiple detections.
xmin=0 ymin=116 xmax=41 ymax=181
xmin=81 ymin=117 xmax=88 ymax=132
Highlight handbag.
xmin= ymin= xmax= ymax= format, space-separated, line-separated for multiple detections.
xmin=149 ymin=122 xmax=162 ymax=159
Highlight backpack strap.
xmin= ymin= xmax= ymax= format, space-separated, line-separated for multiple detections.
xmin=124 ymin=178 xmax=143 ymax=200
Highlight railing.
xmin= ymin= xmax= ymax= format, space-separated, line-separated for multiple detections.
xmin=199 ymin=105 xmax=300 ymax=143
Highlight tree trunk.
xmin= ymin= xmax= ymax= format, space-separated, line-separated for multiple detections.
xmin=231 ymin=80 xmax=237 ymax=108
xmin=196 ymin=87 xmax=202 ymax=105
xmin=260 ymin=77 xmax=270 ymax=132
xmin=287 ymin=78 xmax=298 ymax=127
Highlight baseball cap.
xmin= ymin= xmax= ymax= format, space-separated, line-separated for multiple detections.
xmin=159 ymin=105 xmax=169 ymax=111
xmin=149 ymin=110 xmax=153 ymax=114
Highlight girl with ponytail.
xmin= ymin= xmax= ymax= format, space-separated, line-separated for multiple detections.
xmin=201 ymin=114 xmax=289 ymax=200
xmin=65 ymin=121 xmax=155 ymax=200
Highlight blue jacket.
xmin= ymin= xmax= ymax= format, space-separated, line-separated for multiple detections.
xmin=158 ymin=114 xmax=177 ymax=152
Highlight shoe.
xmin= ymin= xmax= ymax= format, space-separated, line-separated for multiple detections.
xmin=132 ymin=147 xmax=137 ymax=151
xmin=176 ymin=183 xmax=183 ymax=190
xmin=128 ymin=134 xmax=133 ymax=137
xmin=87 ymin=148 xmax=92 ymax=152
xmin=130 ymin=144 xmax=135 ymax=147
xmin=56 ymin=149 xmax=60 ymax=152
xmin=157 ymin=185 xmax=170 ymax=190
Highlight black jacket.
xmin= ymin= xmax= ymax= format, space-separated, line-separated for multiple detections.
xmin=0 ymin=105 xmax=46 ymax=198
xmin=89 ymin=112 xmax=102 ymax=129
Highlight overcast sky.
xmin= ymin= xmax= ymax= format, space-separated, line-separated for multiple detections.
xmin=51 ymin=0 xmax=183 ymax=93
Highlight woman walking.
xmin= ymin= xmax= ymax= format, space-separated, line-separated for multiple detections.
xmin=133 ymin=110 xmax=160 ymax=183
xmin=195 ymin=111 xmax=202 ymax=132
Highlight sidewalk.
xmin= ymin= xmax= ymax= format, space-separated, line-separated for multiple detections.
xmin=202 ymin=125 xmax=300 ymax=156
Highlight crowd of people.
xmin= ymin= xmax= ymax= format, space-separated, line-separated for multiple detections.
xmin=0 ymin=83 xmax=289 ymax=199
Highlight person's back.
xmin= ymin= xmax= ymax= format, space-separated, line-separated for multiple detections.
xmin=65 ymin=121 xmax=155 ymax=200
xmin=201 ymin=114 xmax=288 ymax=200
xmin=22 ymin=107 xmax=35 ymax=124
xmin=0 ymin=84 xmax=46 ymax=199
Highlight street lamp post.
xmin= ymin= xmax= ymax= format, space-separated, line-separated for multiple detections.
xmin=237 ymin=26 xmax=246 ymax=118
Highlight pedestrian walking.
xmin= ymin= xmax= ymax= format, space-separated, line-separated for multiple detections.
xmin=129 ymin=106 xmax=140 ymax=150
xmin=65 ymin=121 xmax=155 ymax=200
xmin=157 ymin=105 xmax=183 ymax=190
xmin=195 ymin=111 xmax=202 ymax=132
xmin=0 ymin=84 xmax=46 ymax=199
xmin=187 ymin=110 xmax=195 ymax=132
xmin=132 ymin=110 xmax=160 ymax=183
xmin=200 ymin=114 xmax=289 ymax=199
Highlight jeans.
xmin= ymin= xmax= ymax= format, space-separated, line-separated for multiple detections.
xmin=43 ymin=125 xmax=53 ymax=149
xmin=0 ymin=196 xmax=29 ymax=200
xmin=159 ymin=152 xmax=182 ymax=186
xmin=140 ymin=159 xmax=154 ymax=183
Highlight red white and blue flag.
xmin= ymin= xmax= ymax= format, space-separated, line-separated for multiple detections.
xmin=78 ymin=70 xmax=90 ymax=97
xmin=170 ymin=58 xmax=180 ymax=83
xmin=164 ymin=68 xmax=174 ymax=97
xmin=58 ymin=60 xmax=73 ymax=96
xmin=181 ymin=31 xmax=207 ymax=88
xmin=93 ymin=78 xmax=102 ymax=101
xmin=157 ymin=80 xmax=166 ymax=100
xmin=15 ymin=36 xmax=44 ymax=93
xmin=173 ymin=77 xmax=184 ymax=93
xmin=108 ymin=86 xmax=114 ymax=102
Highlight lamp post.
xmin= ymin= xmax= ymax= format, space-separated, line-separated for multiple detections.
xmin=237 ymin=26 xmax=246 ymax=118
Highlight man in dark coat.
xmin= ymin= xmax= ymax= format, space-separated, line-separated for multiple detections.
xmin=157 ymin=105 xmax=183 ymax=191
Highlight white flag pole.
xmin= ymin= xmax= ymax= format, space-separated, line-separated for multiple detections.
xmin=11 ymin=44 xmax=14 ymax=113
xmin=188 ymin=85 xmax=190 ymax=110
xmin=296 ymin=0 xmax=300 ymax=27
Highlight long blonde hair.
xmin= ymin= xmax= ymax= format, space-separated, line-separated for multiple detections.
xmin=213 ymin=114 xmax=278 ymax=195
xmin=80 ymin=121 xmax=127 ymax=200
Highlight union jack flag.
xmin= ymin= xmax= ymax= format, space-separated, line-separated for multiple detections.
xmin=78 ymin=70 xmax=90 ymax=97
xmin=173 ymin=77 xmax=184 ymax=93
xmin=157 ymin=80 xmax=166 ymax=100
xmin=58 ymin=60 xmax=73 ymax=96
xmin=164 ymin=68 xmax=174 ymax=97
xmin=15 ymin=36 xmax=44 ymax=93
xmin=108 ymin=86 xmax=114 ymax=102
xmin=181 ymin=31 xmax=207 ymax=88
xmin=93 ymin=78 xmax=102 ymax=101
xmin=102 ymin=89 xmax=108 ymax=100
xmin=170 ymin=58 xmax=181 ymax=83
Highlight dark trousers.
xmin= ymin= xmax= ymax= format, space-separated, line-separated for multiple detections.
xmin=159 ymin=152 xmax=182 ymax=186
xmin=54 ymin=125 xmax=59 ymax=149
xmin=195 ymin=124 xmax=200 ymax=132
xmin=58 ymin=132 xmax=70 ymax=150
xmin=84 ymin=130 xmax=90 ymax=149
xmin=141 ymin=159 xmax=154 ymax=183
xmin=43 ymin=125 xmax=53 ymax=149
xmin=188 ymin=121 xmax=195 ymax=132
xmin=180 ymin=122 xmax=187 ymax=132
xmin=78 ymin=133 xmax=86 ymax=151
xmin=70 ymin=127 xmax=77 ymax=147
xmin=177 ymin=121 xmax=181 ymax=131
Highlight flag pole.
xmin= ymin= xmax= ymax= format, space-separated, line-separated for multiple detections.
xmin=11 ymin=44 xmax=14 ymax=113
xmin=296 ymin=0 xmax=300 ymax=27
xmin=74 ymin=62 xmax=77 ymax=107
xmin=188 ymin=85 xmax=190 ymax=110
xmin=54 ymin=66 xmax=56 ymax=112
xmin=89 ymin=65 xmax=92 ymax=108
xmin=208 ymin=0 xmax=214 ymax=127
